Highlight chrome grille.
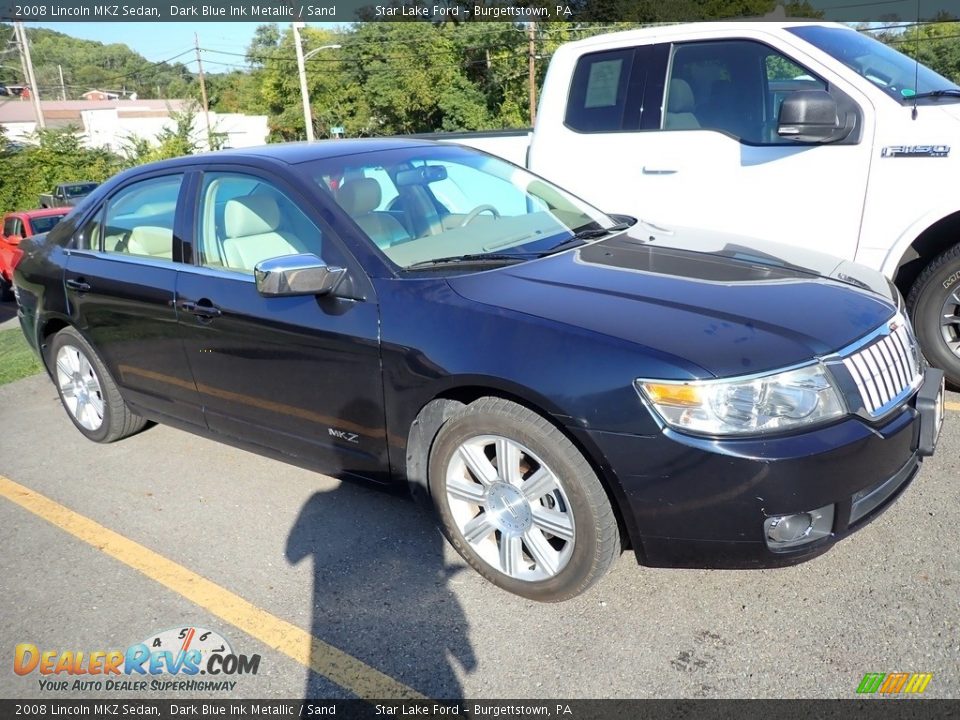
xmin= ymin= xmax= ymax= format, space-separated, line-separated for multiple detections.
xmin=842 ymin=318 xmax=921 ymax=416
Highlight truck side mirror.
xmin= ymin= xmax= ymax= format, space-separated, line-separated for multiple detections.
xmin=778 ymin=90 xmax=851 ymax=143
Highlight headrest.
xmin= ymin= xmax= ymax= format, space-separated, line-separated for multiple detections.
xmin=338 ymin=178 xmax=382 ymax=216
xmin=667 ymin=79 xmax=695 ymax=113
xmin=225 ymin=195 xmax=280 ymax=238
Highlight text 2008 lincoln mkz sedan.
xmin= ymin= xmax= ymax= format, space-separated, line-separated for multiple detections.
xmin=14 ymin=140 xmax=944 ymax=601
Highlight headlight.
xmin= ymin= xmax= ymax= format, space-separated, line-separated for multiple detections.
xmin=636 ymin=363 xmax=846 ymax=437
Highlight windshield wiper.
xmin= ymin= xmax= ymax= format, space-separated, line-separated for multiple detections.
xmin=571 ymin=222 xmax=632 ymax=240
xmin=405 ymin=222 xmax=634 ymax=269
xmin=405 ymin=253 xmax=535 ymax=270
xmin=910 ymin=88 xmax=960 ymax=100
xmin=537 ymin=222 xmax=633 ymax=256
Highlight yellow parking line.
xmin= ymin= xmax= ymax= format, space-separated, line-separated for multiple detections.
xmin=0 ymin=475 xmax=423 ymax=700
xmin=946 ymin=401 xmax=960 ymax=412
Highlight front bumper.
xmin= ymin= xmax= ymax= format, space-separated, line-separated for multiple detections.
xmin=578 ymin=368 xmax=944 ymax=569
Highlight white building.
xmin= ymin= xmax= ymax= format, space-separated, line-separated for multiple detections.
xmin=0 ymin=99 xmax=269 ymax=152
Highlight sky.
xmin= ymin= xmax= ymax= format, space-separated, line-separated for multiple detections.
xmin=27 ymin=22 xmax=342 ymax=71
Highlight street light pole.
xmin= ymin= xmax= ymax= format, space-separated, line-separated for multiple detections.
xmin=292 ymin=23 xmax=341 ymax=143
xmin=292 ymin=22 xmax=314 ymax=142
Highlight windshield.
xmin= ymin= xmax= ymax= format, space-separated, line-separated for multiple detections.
xmin=64 ymin=183 xmax=98 ymax=197
xmin=789 ymin=25 xmax=960 ymax=103
xmin=28 ymin=214 xmax=66 ymax=235
xmin=297 ymin=145 xmax=615 ymax=270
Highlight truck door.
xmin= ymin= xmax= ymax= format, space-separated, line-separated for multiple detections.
xmin=538 ymin=39 xmax=872 ymax=260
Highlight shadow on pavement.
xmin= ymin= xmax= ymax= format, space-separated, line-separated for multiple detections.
xmin=286 ymin=485 xmax=476 ymax=699
xmin=0 ymin=299 xmax=18 ymax=330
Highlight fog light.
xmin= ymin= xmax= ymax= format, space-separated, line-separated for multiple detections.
xmin=764 ymin=504 xmax=834 ymax=551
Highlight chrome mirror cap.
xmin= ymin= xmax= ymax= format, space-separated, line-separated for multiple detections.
xmin=254 ymin=253 xmax=346 ymax=297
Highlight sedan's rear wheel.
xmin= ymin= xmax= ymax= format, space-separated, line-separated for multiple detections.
xmin=49 ymin=327 xmax=147 ymax=443
xmin=428 ymin=397 xmax=619 ymax=601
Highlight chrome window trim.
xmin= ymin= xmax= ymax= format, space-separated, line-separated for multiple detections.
xmin=64 ymin=248 xmax=181 ymax=270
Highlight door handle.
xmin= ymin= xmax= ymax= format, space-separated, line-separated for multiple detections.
xmin=641 ymin=166 xmax=679 ymax=175
xmin=65 ymin=278 xmax=91 ymax=293
xmin=178 ymin=300 xmax=222 ymax=319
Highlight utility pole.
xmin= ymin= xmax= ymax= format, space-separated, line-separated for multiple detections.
xmin=194 ymin=33 xmax=212 ymax=150
xmin=14 ymin=22 xmax=44 ymax=128
xmin=58 ymin=64 xmax=66 ymax=101
xmin=14 ymin=24 xmax=30 ymax=99
xmin=292 ymin=22 xmax=314 ymax=142
xmin=527 ymin=22 xmax=537 ymax=126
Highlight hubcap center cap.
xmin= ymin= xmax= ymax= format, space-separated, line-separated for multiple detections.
xmin=486 ymin=482 xmax=532 ymax=535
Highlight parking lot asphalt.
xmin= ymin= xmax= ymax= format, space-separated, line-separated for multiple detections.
xmin=0 ymin=372 xmax=958 ymax=701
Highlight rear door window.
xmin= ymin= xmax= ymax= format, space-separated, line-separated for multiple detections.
xmin=565 ymin=49 xmax=635 ymax=132
xmin=101 ymin=174 xmax=183 ymax=260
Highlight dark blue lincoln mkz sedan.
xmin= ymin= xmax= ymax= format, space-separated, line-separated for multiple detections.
xmin=14 ymin=140 xmax=944 ymax=601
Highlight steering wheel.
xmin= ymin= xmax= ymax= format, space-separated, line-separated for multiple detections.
xmin=459 ymin=204 xmax=501 ymax=227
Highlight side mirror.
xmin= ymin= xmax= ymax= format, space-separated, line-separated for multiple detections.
xmin=778 ymin=90 xmax=850 ymax=143
xmin=254 ymin=253 xmax=347 ymax=297
xmin=8 ymin=235 xmax=23 ymax=244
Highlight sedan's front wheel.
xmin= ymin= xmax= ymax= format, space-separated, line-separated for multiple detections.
xmin=49 ymin=327 xmax=147 ymax=443
xmin=429 ymin=397 xmax=620 ymax=601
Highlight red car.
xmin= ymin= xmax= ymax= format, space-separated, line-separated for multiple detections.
xmin=1 ymin=207 xmax=70 ymax=300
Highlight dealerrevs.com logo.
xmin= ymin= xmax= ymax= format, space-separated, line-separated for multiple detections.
xmin=856 ymin=672 xmax=933 ymax=696
xmin=14 ymin=626 xmax=261 ymax=692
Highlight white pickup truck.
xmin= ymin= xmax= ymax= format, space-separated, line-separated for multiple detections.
xmin=454 ymin=21 xmax=960 ymax=385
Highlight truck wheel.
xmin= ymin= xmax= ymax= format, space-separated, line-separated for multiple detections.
xmin=48 ymin=327 xmax=147 ymax=443
xmin=907 ymin=244 xmax=960 ymax=387
xmin=428 ymin=397 xmax=620 ymax=602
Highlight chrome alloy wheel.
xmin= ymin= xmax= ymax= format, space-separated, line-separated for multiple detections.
xmin=445 ymin=435 xmax=575 ymax=581
xmin=940 ymin=288 xmax=960 ymax=357
xmin=55 ymin=344 xmax=105 ymax=431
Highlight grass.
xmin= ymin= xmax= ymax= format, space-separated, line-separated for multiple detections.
xmin=0 ymin=327 xmax=43 ymax=386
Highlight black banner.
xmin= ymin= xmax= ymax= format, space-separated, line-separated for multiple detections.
xmin=1 ymin=700 xmax=959 ymax=720
xmin=2 ymin=0 xmax=960 ymax=23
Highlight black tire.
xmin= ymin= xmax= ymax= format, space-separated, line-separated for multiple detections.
xmin=0 ymin=274 xmax=13 ymax=302
xmin=428 ymin=397 xmax=620 ymax=602
xmin=907 ymin=244 xmax=960 ymax=387
xmin=48 ymin=327 xmax=147 ymax=443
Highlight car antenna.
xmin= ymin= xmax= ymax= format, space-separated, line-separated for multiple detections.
xmin=912 ymin=0 xmax=920 ymax=120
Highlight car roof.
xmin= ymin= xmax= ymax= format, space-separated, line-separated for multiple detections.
xmin=9 ymin=207 xmax=72 ymax=219
xmin=130 ymin=137 xmax=441 ymax=174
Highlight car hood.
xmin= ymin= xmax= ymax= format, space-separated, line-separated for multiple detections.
xmin=447 ymin=226 xmax=896 ymax=379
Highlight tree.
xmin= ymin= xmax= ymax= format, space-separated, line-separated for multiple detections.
xmin=119 ymin=105 xmax=204 ymax=165
xmin=0 ymin=128 xmax=121 ymax=214
xmin=0 ymin=24 xmax=195 ymax=100
xmin=877 ymin=22 xmax=960 ymax=84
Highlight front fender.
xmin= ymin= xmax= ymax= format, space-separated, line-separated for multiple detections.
xmin=878 ymin=204 xmax=960 ymax=279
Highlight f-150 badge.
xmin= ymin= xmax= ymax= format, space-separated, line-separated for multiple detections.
xmin=882 ymin=145 xmax=950 ymax=157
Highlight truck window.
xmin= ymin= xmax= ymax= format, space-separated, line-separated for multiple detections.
xmin=664 ymin=40 xmax=826 ymax=144
xmin=565 ymin=49 xmax=637 ymax=132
